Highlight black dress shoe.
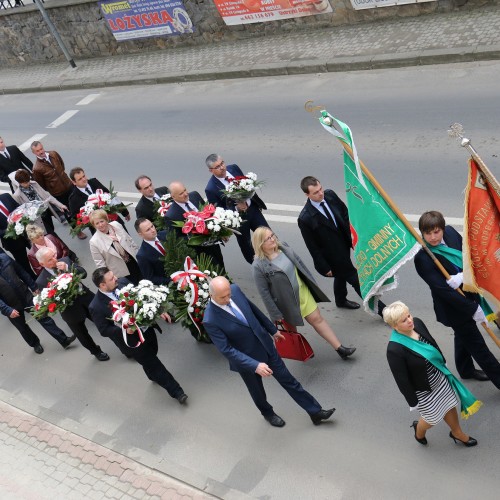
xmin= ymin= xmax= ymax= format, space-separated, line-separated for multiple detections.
xmin=33 ymin=344 xmax=44 ymax=354
xmin=411 ymin=420 xmax=427 ymax=445
xmin=62 ymin=335 xmax=77 ymax=349
xmin=176 ymin=393 xmax=188 ymax=405
xmin=264 ymin=414 xmax=286 ymax=427
xmin=462 ymin=369 xmax=489 ymax=381
xmin=336 ymin=345 xmax=356 ymax=360
xmin=310 ymin=408 xmax=335 ymax=425
xmin=94 ymin=351 xmax=110 ymax=361
xmin=449 ymin=431 xmax=477 ymax=447
xmin=335 ymin=300 xmax=360 ymax=310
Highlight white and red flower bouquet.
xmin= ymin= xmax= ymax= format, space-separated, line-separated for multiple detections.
xmin=32 ymin=270 xmax=85 ymax=319
xmin=222 ymin=172 xmax=264 ymax=202
xmin=70 ymin=183 xmax=129 ymax=236
xmin=110 ymin=280 xmax=171 ymax=347
xmin=4 ymin=200 xmax=47 ymax=239
xmin=153 ymin=193 xmax=173 ymax=230
xmin=172 ymin=203 xmax=242 ymax=246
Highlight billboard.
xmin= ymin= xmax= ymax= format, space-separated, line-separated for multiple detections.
xmin=99 ymin=0 xmax=194 ymax=41
xmin=213 ymin=0 xmax=333 ymax=26
xmin=350 ymin=0 xmax=436 ymax=10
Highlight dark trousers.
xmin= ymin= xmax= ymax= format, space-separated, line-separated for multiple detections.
xmin=452 ymin=319 xmax=500 ymax=389
xmin=9 ymin=313 xmax=40 ymax=347
xmin=128 ymin=331 xmax=184 ymax=398
xmin=238 ymin=351 xmax=321 ymax=417
xmin=334 ymin=270 xmax=385 ymax=314
xmin=236 ymin=204 xmax=269 ymax=264
xmin=8 ymin=311 xmax=67 ymax=347
xmin=53 ymin=189 xmax=73 ymax=224
xmin=65 ymin=320 xmax=101 ymax=355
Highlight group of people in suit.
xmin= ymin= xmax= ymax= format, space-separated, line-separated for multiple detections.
xmin=0 ymin=138 xmax=498 ymax=436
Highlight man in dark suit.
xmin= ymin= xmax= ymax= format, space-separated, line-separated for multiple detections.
xmin=0 ymin=136 xmax=33 ymax=193
xmin=0 ymin=192 xmax=35 ymax=279
xmin=414 ymin=210 xmax=500 ymax=388
xmin=203 ymin=276 xmax=335 ymax=427
xmin=135 ymin=218 xmax=169 ymax=285
xmin=165 ymin=181 xmax=225 ymax=270
xmin=35 ymin=247 xmax=109 ymax=362
xmin=89 ymin=267 xmax=188 ymax=404
xmin=205 ymin=154 xmax=269 ymax=264
xmin=0 ymin=250 xmax=75 ymax=354
xmin=68 ymin=167 xmax=130 ymax=234
xmin=298 ymin=176 xmax=361 ymax=310
xmin=134 ymin=175 xmax=169 ymax=222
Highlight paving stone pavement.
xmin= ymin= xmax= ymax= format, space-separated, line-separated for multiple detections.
xmin=0 ymin=3 xmax=499 ymax=93
xmin=0 ymin=400 xmax=216 ymax=500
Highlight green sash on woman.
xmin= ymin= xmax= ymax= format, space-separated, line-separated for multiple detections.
xmin=390 ymin=330 xmax=482 ymax=419
xmin=429 ymin=244 xmax=495 ymax=320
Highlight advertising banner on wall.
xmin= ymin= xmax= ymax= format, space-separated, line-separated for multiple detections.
xmin=349 ymin=0 xmax=436 ymax=10
xmin=213 ymin=0 xmax=333 ymax=26
xmin=99 ymin=0 xmax=194 ymax=41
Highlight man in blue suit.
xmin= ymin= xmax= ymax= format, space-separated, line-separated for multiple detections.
xmin=135 ymin=218 xmax=170 ymax=286
xmin=203 ymin=276 xmax=335 ymax=427
xmin=205 ymin=154 xmax=269 ymax=264
xmin=414 ymin=211 xmax=500 ymax=389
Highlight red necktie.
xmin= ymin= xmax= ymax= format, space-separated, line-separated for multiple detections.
xmin=0 ymin=203 xmax=9 ymax=217
xmin=155 ymin=240 xmax=166 ymax=255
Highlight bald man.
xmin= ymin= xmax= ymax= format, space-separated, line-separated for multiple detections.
xmin=164 ymin=181 xmax=225 ymax=271
xmin=203 ymin=276 xmax=335 ymax=427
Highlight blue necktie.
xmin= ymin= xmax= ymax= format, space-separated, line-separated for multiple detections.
xmin=228 ymin=303 xmax=248 ymax=325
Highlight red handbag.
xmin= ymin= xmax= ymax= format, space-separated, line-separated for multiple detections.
xmin=274 ymin=322 xmax=314 ymax=362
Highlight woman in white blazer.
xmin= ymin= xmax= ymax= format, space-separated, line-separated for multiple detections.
xmin=89 ymin=209 xmax=142 ymax=284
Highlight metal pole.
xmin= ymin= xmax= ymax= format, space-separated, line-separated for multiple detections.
xmin=33 ymin=0 xmax=76 ymax=68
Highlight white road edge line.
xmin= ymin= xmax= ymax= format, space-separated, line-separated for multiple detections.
xmin=18 ymin=134 xmax=47 ymax=152
xmin=46 ymin=110 xmax=79 ymax=129
xmin=76 ymin=94 xmax=101 ymax=106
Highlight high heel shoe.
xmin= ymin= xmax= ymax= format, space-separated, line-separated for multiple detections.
xmin=336 ymin=345 xmax=356 ymax=360
xmin=411 ymin=420 xmax=427 ymax=445
xmin=449 ymin=432 xmax=477 ymax=447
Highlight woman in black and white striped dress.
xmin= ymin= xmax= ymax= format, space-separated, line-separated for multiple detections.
xmin=384 ymin=301 xmax=478 ymax=447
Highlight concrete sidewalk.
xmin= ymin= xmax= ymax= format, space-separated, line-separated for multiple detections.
xmin=0 ymin=399 xmax=215 ymax=499
xmin=0 ymin=394 xmax=253 ymax=500
xmin=1 ymin=4 xmax=500 ymax=94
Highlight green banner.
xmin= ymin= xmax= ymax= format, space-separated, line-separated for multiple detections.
xmin=319 ymin=111 xmax=420 ymax=313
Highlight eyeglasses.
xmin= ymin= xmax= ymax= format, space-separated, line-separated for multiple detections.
xmin=263 ymin=233 xmax=276 ymax=243
xmin=209 ymin=160 xmax=225 ymax=170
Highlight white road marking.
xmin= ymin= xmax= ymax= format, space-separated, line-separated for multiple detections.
xmin=0 ymin=185 xmax=466 ymax=227
xmin=46 ymin=110 xmax=79 ymax=129
xmin=76 ymin=94 xmax=101 ymax=106
xmin=18 ymin=134 xmax=47 ymax=152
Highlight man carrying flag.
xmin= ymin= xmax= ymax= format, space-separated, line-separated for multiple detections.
xmin=414 ymin=210 xmax=500 ymax=389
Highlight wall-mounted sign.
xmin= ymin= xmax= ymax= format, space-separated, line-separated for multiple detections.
xmin=99 ymin=0 xmax=194 ymax=41
xmin=213 ymin=0 xmax=333 ymax=26
xmin=349 ymin=0 xmax=436 ymax=10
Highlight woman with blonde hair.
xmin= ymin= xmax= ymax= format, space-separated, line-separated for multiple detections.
xmin=251 ymin=226 xmax=355 ymax=360
xmin=26 ymin=224 xmax=77 ymax=276
xmin=384 ymin=301 xmax=480 ymax=447
xmin=88 ymin=209 xmax=141 ymax=284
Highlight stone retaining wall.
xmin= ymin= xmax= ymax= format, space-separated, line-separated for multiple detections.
xmin=0 ymin=0 xmax=494 ymax=66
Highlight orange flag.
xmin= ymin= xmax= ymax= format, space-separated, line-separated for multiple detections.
xmin=462 ymin=158 xmax=500 ymax=311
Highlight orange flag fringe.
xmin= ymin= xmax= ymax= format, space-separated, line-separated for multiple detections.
xmin=462 ymin=158 xmax=500 ymax=312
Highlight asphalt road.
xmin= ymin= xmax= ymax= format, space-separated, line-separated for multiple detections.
xmin=0 ymin=61 xmax=499 ymax=499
